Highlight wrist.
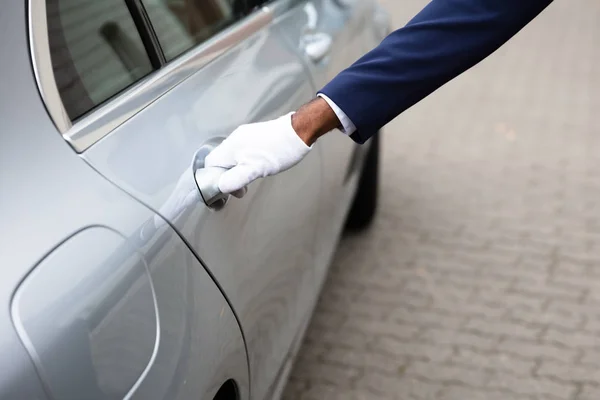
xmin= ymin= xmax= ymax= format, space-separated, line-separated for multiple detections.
xmin=292 ymin=97 xmax=341 ymax=146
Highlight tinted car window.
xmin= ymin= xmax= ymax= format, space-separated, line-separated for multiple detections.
xmin=142 ymin=0 xmax=244 ymax=61
xmin=47 ymin=0 xmax=154 ymax=120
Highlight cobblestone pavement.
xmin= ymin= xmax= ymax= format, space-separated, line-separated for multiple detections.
xmin=283 ymin=1 xmax=600 ymax=399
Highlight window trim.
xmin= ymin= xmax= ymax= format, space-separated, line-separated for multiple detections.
xmin=29 ymin=0 xmax=71 ymax=135
xmin=125 ymin=0 xmax=167 ymax=69
xmin=29 ymin=0 xmax=274 ymax=153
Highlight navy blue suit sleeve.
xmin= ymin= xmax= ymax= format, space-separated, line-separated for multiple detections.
xmin=319 ymin=0 xmax=553 ymax=144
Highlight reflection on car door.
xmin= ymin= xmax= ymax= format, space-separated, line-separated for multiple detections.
xmin=75 ymin=4 xmax=322 ymax=400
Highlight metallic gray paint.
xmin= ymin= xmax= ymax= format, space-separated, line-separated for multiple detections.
xmin=12 ymin=227 xmax=160 ymax=400
xmin=2 ymin=3 xmax=249 ymax=399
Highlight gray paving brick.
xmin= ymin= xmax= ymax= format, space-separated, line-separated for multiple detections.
xmin=320 ymin=347 xmax=409 ymax=375
xmin=486 ymin=374 xmax=577 ymax=399
xmin=291 ymin=359 xmax=362 ymax=387
xmin=509 ymin=308 xmax=584 ymax=331
xmin=391 ymin=306 xmax=467 ymax=330
xmin=543 ymin=328 xmax=600 ymax=349
xmin=578 ymin=350 xmax=600 ymax=367
xmin=578 ymin=385 xmax=600 ymax=400
xmin=358 ymin=287 xmax=432 ymax=309
xmin=509 ymin=278 xmax=583 ymax=302
xmin=537 ymin=360 xmax=600 ymax=384
xmin=330 ymin=297 xmax=395 ymax=321
xmin=354 ymin=373 xmax=444 ymax=400
xmin=299 ymin=385 xmax=376 ymax=400
xmin=546 ymin=301 xmax=600 ymax=321
xmin=553 ymin=260 xmax=590 ymax=277
xmin=431 ymin=298 xmax=508 ymax=319
xmin=283 ymin=1 xmax=600 ymax=399
xmin=343 ymin=318 xmax=421 ymax=342
xmin=550 ymin=272 xmax=599 ymax=292
xmin=305 ymin=325 xmax=371 ymax=350
xmin=370 ymin=336 xmax=454 ymax=362
xmin=473 ymin=289 xmax=546 ymax=312
xmin=497 ymin=339 xmax=579 ymax=363
xmin=420 ymin=328 xmax=499 ymax=351
xmin=451 ymin=348 xmax=536 ymax=375
xmin=464 ymin=318 xmax=543 ymax=340
xmin=438 ymin=386 xmax=535 ymax=400
xmin=407 ymin=361 xmax=490 ymax=387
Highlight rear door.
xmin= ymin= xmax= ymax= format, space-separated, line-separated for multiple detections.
xmin=22 ymin=1 xmax=250 ymax=399
xmin=42 ymin=1 xmax=322 ymax=399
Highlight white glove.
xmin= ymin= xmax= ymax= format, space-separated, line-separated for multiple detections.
xmin=205 ymin=113 xmax=312 ymax=195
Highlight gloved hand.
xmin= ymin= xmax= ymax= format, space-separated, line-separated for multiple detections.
xmin=205 ymin=113 xmax=312 ymax=195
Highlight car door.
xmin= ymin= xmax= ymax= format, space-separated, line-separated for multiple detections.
xmin=15 ymin=1 xmax=249 ymax=399
xmin=37 ymin=1 xmax=323 ymax=399
xmin=275 ymin=0 xmax=387 ymax=288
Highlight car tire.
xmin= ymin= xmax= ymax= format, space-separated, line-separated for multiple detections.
xmin=345 ymin=132 xmax=380 ymax=231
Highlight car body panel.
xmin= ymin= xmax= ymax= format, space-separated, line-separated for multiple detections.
xmin=12 ymin=227 xmax=160 ymax=400
xmin=1 ymin=2 xmax=249 ymax=399
xmin=1 ymin=105 xmax=250 ymax=400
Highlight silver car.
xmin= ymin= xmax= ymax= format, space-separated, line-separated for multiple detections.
xmin=1 ymin=0 xmax=389 ymax=399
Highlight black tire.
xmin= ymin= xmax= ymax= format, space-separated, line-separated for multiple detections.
xmin=345 ymin=132 xmax=380 ymax=231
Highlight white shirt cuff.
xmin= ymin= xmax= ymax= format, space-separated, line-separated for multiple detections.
xmin=317 ymin=93 xmax=357 ymax=135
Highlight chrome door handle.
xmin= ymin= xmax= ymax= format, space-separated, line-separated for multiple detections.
xmin=194 ymin=167 xmax=230 ymax=210
xmin=192 ymin=138 xmax=229 ymax=210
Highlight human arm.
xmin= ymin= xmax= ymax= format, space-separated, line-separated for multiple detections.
xmin=206 ymin=0 xmax=554 ymax=193
xmin=320 ymin=0 xmax=553 ymax=143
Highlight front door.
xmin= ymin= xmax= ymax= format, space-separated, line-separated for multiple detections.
xmin=51 ymin=2 xmax=323 ymax=400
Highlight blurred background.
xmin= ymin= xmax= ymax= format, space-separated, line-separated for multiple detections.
xmin=284 ymin=1 xmax=600 ymax=399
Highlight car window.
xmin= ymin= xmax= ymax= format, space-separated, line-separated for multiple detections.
xmin=246 ymin=0 xmax=271 ymax=9
xmin=141 ymin=0 xmax=245 ymax=61
xmin=47 ymin=0 xmax=154 ymax=120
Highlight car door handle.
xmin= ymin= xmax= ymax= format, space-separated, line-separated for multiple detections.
xmin=194 ymin=166 xmax=230 ymax=210
xmin=192 ymin=138 xmax=231 ymax=210
xmin=303 ymin=32 xmax=333 ymax=63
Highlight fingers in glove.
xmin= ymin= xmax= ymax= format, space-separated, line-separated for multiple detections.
xmin=230 ymin=186 xmax=248 ymax=199
xmin=205 ymin=146 xmax=236 ymax=169
xmin=218 ymin=164 xmax=261 ymax=194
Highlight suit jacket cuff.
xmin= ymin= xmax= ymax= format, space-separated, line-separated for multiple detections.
xmin=316 ymin=93 xmax=357 ymax=135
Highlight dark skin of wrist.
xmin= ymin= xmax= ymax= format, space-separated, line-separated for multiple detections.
xmin=291 ymin=97 xmax=342 ymax=146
